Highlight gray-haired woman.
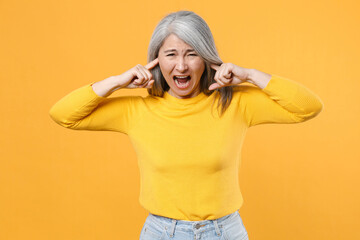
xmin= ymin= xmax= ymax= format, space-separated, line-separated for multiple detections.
xmin=50 ymin=10 xmax=323 ymax=240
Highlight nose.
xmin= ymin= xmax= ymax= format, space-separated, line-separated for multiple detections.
xmin=175 ymin=57 xmax=188 ymax=72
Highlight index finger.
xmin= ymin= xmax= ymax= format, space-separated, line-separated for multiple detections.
xmin=210 ymin=63 xmax=220 ymax=71
xmin=145 ymin=58 xmax=159 ymax=70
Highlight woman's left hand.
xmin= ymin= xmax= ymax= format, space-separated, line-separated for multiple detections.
xmin=209 ymin=63 xmax=252 ymax=90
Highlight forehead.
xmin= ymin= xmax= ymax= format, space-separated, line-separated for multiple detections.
xmin=160 ymin=34 xmax=193 ymax=50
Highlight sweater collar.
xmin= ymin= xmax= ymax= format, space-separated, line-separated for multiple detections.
xmin=163 ymin=91 xmax=208 ymax=106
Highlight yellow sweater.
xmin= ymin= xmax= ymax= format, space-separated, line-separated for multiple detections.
xmin=49 ymin=74 xmax=323 ymax=221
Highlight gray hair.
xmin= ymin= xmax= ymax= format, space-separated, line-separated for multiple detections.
xmin=147 ymin=10 xmax=234 ymax=116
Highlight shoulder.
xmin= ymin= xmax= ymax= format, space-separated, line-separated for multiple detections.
xmin=97 ymin=95 xmax=147 ymax=109
xmin=109 ymin=94 xmax=163 ymax=109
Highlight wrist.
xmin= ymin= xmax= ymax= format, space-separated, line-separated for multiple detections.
xmin=247 ymin=69 xmax=272 ymax=89
xmin=246 ymin=69 xmax=256 ymax=82
xmin=108 ymin=75 xmax=126 ymax=90
xmin=92 ymin=76 xmax=123 ymax=97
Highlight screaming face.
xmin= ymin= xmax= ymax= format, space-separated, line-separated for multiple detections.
xmin=158 ymin=34 xmax=205 ymax=99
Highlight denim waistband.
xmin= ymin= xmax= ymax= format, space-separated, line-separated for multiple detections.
xmin=148 ymin=209 xmax=240 ymax=232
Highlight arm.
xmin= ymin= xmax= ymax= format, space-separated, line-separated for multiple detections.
xmin=49 ymin=59 xmax=159 ymax=133
xmin=209 ymin=63 xmax=323 ymax=127
xmin=246 ymin=69 xmax=272 ymax=89
xmin=240 ymin=70 xmax=324 ymax=127
xmin=49 ymin=82 xmax=140 ymax=134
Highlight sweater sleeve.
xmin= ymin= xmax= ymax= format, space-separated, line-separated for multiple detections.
xmin=49 ymin=83 xmax=142 ymax=134
xmin=238 ymin=74 xmax=324 ymax=127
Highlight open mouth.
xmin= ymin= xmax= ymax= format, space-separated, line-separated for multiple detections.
xmin=173 ymin=75 xmax=191 ymax=89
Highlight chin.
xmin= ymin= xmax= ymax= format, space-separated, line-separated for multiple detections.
xmin=172 ymin=89 xmax=198 ymax=98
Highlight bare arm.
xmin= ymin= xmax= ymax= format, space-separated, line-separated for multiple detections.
xmin=246 ymin=69 xmax=272 ymax=89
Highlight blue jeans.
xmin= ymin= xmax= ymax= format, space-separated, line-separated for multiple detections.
xmin=140 ymin=209 xmax=249 ymax=240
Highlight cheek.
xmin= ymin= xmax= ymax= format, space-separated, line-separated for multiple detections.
xmin=193 ymin=60 xmax=205 ymax=75
xmin=159 ymin=62 xmax=174 ymax=85
xmin=159 ymin=61 xmax=172 ymax=77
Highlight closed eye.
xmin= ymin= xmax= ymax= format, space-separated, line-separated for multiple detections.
xmin=165 ymin=53 xmax=197 ymax=57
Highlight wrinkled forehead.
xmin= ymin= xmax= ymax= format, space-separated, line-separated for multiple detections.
xmin=159 ymin=34 xmax=196 ymax=54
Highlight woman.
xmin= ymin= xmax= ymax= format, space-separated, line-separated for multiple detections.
xmin=49 ymin=10 xmax=323 ymax=240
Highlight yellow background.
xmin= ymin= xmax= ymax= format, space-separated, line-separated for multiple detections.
xmin=1 ymin=0 xmax=359 ymax=239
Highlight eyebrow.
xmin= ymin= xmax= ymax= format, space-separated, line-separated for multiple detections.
xmin=164 ymin=49 xmax=195 ymax=53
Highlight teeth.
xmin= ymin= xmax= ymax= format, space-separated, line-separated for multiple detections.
xmin=174 ymin=76 xmax=189 ymax=79
xmin=175 ymin=79 xmax=190 ymax=87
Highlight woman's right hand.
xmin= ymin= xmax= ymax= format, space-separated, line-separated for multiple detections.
xmin=115 ymin=58 xmax=159 ymax=89
xmin=92 ymin=58 xmax=159 ymax=97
